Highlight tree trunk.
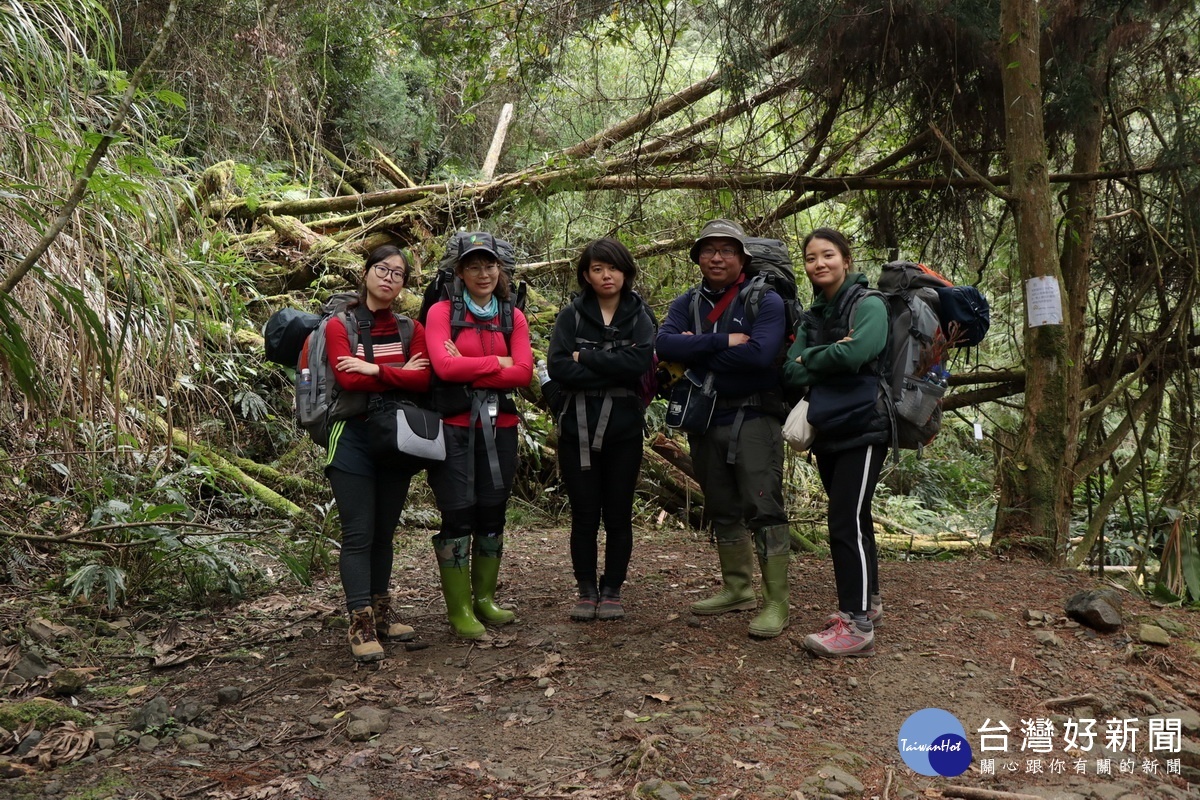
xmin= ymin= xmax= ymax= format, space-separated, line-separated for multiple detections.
xmin=992 ymin=0 xmax=1072 ymax=562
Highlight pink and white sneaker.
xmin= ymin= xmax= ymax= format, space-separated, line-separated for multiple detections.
xmin=804 ymin=612 xmax=875 ymax=657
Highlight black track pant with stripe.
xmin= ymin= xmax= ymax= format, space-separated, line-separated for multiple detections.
xmin=815 ymin=444 xmax=885 ymax=614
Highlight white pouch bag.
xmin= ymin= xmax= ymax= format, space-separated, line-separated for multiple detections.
xmin=782 ymin=398 xmax=815 ymax=452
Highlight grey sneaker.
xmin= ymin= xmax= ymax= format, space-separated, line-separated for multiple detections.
xmin=869 ymin=593 xmax=883 ymax=628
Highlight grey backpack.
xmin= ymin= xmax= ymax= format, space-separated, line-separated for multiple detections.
xmin=294 ymin=295 xmax=413 ymax=447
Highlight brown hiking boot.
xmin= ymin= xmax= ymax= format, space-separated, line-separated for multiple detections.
xmin=347 ymin=607 xmax=384 ymax=662
xmin=372 ymin=593 xmax=416 ymax=641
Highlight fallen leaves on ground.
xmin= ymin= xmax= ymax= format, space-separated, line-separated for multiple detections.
xmin=24 ymin=722 xmax=93 ymax=769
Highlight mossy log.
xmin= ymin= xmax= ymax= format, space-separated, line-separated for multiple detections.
xmin=372 ymin=146 xmax=417 ymax=189
xmin=167 ymin=429 xmax=312 ymax=522
xmin=262 ymin=215 xmax=362 ymax=284
xmin=196 ymin=160 xmax=238 ymax=201
xmin=320 ymin=146 xmax=371 ymax=195
xmin=134 ymin=401 xmax=313 ymax=523
xmin=226 ymin=454 xmax=325 ymax=499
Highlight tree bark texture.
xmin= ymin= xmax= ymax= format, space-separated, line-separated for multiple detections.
xmin=993 ymin=0 xmax=1072 ymax=562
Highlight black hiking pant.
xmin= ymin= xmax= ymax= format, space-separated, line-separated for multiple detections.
xmin=815 ymin=443 xmax=885 ymax=614
xmin=559 ymin=425 xmax=643 ymax=590
xmin=328 ymin=466 xmax=418 ymax=612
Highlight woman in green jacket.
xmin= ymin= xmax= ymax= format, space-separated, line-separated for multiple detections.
xmin=782 ymin=228 xmax=888 ymax=658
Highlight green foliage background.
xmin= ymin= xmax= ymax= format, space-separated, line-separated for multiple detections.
xmin=2 ymin=0 xmax=1198 ymax=608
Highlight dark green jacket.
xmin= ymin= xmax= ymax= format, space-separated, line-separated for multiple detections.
xmin=782 ymin=273 xmax=890 ymax=453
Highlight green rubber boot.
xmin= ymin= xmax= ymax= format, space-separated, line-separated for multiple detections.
xmin=433 ymin=536 xmax=486 ymax=639
xmin=691 ymin=537 xmax=757 ymax=616
xmin=471 ymin=534 xmax=515 ymax=626
xmin=749 ymin=554 xmax=791 ymax=638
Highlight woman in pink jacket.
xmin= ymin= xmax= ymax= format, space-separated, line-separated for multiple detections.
xmin=425 ymin=233 xmax=533 ymax=638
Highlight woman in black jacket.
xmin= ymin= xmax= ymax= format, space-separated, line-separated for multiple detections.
xmin=548 ymin=238 xmax=655 ymax=621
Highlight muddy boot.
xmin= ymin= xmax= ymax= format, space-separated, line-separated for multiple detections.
xmin=691 ymin=534 xmax=757 ymax=616
xmin=372 ymin=593 xmax=415 ymax=641
xmin=748 ymin=555 xmax=791 ymax=638
xmin=347 ymin=607 xmax=384 ymax=662
xmin=596 ymin=576 xmax=625 ymax=621
xmin=433 ymin=535 xmax=486 ymax=640
xmin=471 ymin=533 xmax=515 ymax=625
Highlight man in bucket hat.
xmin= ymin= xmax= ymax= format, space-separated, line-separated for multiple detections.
xmin=656 ymin=219 xmax=791 ymax=638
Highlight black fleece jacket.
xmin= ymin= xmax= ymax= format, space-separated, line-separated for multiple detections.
xmin=547 ymin=290 xmax=655 ymax=440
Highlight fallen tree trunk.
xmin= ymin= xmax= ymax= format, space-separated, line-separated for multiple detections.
xmin=135 ymin=400 xmax=313 ymax=523
xmin=640 ymin=448 xmax=704 ymax=529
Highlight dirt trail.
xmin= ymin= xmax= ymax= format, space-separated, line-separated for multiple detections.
xmin=4 ymin=529 xmax=1199 ymax=799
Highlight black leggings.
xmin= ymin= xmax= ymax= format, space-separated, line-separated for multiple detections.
xmin=558 ymin=430 xmax=643 ymax=589
xmin=815 ymin=443 xmax=885 ymax=614
xmin=328 ymin=466 xmax=416 ymax=612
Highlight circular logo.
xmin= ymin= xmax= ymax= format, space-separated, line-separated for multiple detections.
xmin=898 ymin=708 xmax=973 ymax=777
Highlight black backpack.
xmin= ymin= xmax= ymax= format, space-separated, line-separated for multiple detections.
xmin=421 ymin=234 xmax=524 ymax=417
xmin=743 ymin=237 xmax=803 ymax=339
xmin=417 ymin=231 xmax=526 ymax=325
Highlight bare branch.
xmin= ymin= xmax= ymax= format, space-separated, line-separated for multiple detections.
xmin=558 ymin=37 xmax=796 ymax=160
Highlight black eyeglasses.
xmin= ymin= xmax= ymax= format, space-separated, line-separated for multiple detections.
xmin=699 ymin=246 xmax=740 ymax=259
xmin=372 ymin=264 xmax=406 ymax=282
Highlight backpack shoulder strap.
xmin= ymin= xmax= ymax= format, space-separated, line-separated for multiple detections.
xmin=448 ymin=280 xmax=469 ymax=341
xmin=738 ymin=273 xmax=770 ymax=325
xmin=500 ymin=297 xmax=514 ymax=337
xmin=689 ymin=285 xmax=704 ymax=331
xmin=394 ymin=313 xmax=415 ymax=356
xmin=344 ymin=305 xmax=376 ymax=362
xmin=835 ymin=283 xmax=871 ymax=324
xmin=572 ymin=297 xmax=584 ymax=346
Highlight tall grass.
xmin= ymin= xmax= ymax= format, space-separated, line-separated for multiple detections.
xmin=0 ymin=1 xmax=314 ymax=607
xmin=0 ymin=0 xmax=247 ymax=445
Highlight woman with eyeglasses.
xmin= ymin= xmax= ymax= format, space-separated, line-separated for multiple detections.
xmin=425 ymin=233 xmax=533 ymax=638
xmin=324 ymin=245 xmax=432 ymax=662
xmin=547 ymin=238 xmax=654 ymax=621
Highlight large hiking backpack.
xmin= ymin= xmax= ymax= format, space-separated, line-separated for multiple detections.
xmin=826 ymin=261 xmax=986 ymax=453
xmin=417 ymin=231 xmax=526 ymax=325
xmin=263 ymin=293 xmax=414 ymax=447
xmin=743 ymin=237 xmax=803 ymax=340
xmin=814 ymin=280 xmax=943 ymax=453
xmin=877 ymin=261 xmax=990 ymax=348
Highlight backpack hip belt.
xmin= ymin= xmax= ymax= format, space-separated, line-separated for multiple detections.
xmin=463 ymin=388 xmax=507 ymax=504
xmin=567 ymin=387 xmax=639 ymax=471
